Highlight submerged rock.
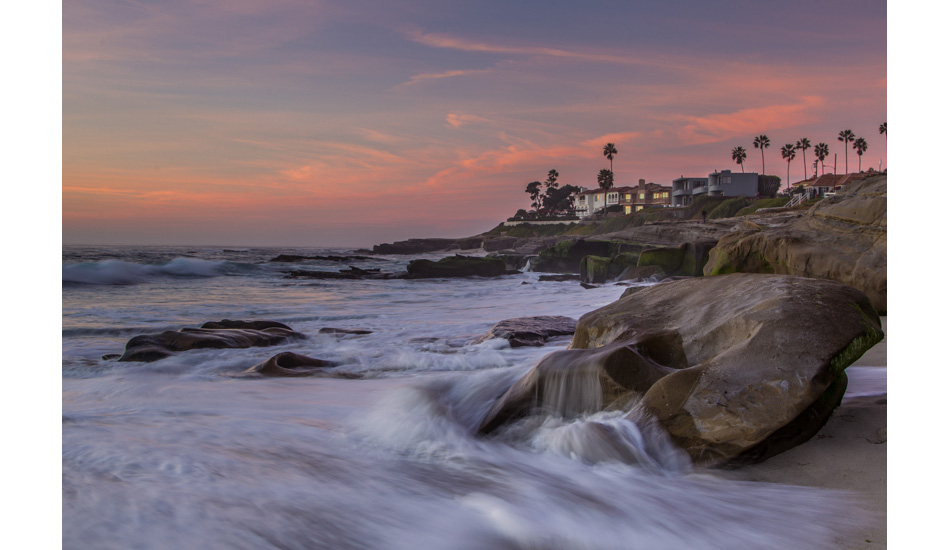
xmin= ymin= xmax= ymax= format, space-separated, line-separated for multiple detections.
xmin=318 ymin=327 xmax=373 ymax=335
xmin=479 ymin=273 xmax=883 ymax=467
xmin=119 ymin=322 xmax=306 ymax=362
xmin=200 ymin=319 xmax=292 ymax=330
xmin=473 ymin=316 xmax=577 ymax=347
xmin=241 ymin=351 xmax=337 ymax=377
xmin=372 ymin=238 xmax=459 ymax=255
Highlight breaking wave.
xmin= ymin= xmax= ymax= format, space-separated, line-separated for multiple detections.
xmin=63 ymin=258 xmax=232 ymax=285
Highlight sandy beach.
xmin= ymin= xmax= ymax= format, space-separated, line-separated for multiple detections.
xmin=728 ymin=317 xmax=887 ymax=548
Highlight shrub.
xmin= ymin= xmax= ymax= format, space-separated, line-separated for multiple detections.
xmin=707 ymin=197 xmax=750 ymax=219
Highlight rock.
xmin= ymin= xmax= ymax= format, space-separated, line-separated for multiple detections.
xmin=532 ymin=239 xmax=644 ymax=274
xmin=119 ymin=323 xmax=306 ymax=362
xmin=372 ymin=238 xmax=458 ymax=255
xmin=636 ymin=241 xmax=718 ymax=277
xmin=284 ymin=267 xmax=394 ymax=280
xmin=269 ymin=254 xmax=373 ymax=263
xmin=473 ymin=316 xmax=576 ymax=347
xmin=615 ymin=265 xmax=667 ymax=282
xmin=489 ymin=253 xmax=531 ymax=271
xmin=406 ymin=255 xmax=513 ymax=279
xmin=579 ymin=253 xmax=641 ymax=283
xmin=704 ymin=175 xmax=887 ymax=314
xmin=538 ymin=274 xmax=581 ymax=282
xmin=318 ymin=327 xmax=373 ymax=335
xmin=479 ymin=273 xmax=883 ymax=467
xmin=200 ymin=319 xmax=292 ymax=330
xmin=241 ymin=351 xmax=337 ymax=377
xmin=453 ymin=237 xmax=484 ymax=250
xmin=101 ymin=353 xmax=121 ymax=361
xmin=483 ymin=237 xmax=518 ymax=252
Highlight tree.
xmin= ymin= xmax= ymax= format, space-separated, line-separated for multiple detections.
xmin=837 ymin=129 xmax=855 ymax=173
xmin=731 ymin=146 xmax=747 ymax=172
xmin=525 ymin=181 xmax=542 ymax=213
xmin=781 ymin=143 xmax=797 ymax=192
xmin=542 ymin=184 xmax=581 ymax=215
xmin=603 ymin=143 xmax=618 ymax=173
xmin=879 ymin=122 xmax=886 ymax=138
xmin=596 ymin=169 xmax=614 ymax=217
xmin=753 ymin=134 xmax=770 ymax=173
xmin=814 ymin=143 xmax=829 ymax=176
xmin=796 ymin=137 xmax=811 ymax=181
xmin=544 ymin=169 xmax=559 ymax=191
xmin=853 ymin=137 xmax=868 ymax=171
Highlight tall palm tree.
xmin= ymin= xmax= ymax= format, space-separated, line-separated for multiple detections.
xmin=596 ymin=169 xmax=614 ymax=217
xmin=814 ymin=143 xmax=829 ymax=176
xmin=838 ymin=129 xmax=855 ymax=173
xmin=603 ymin=143 xmax=618 ymax=173
xmin=796 ymin=137 xmax=811 ymax=181
xmin=753 ymin=134 xmax=770 ymax=173
xmin=731 ymin=146 xmax=747 ymax=172
xmin=879 ymin=122 xmax=886 ymax=139
xmin=781 ymin=144 xmax=796 ymax=192
xmin=853 ymin=137 xmax=868 ymax=172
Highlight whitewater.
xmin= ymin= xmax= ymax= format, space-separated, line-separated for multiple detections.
xmin=62 ymin=245 xmax=870 ymax=549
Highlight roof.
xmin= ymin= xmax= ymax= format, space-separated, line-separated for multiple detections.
xmin=792 ymin=172 xmax=871 ymax=188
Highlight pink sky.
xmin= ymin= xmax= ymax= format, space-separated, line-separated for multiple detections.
xmin=62 ymin=0 xmax=887 ymax=247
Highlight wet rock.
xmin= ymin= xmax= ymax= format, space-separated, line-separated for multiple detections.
xmin=473 ymin=316 xmax=576 ymax=347
xmin=119 ymin=323 xmax=306 ymax=362
xmin=479 ymin=273 xmax=883 ymax=467
xmin=241 ymin=352 xmax=337 ymax=377
xmin=615 ymin=265 xmax=667 ymax=282
xmin=269 ymin=254 xmax=373 ymax=263
xmin=406 ymin=255 xmax=513 ymax=279
xmin=284 ymin=267 xmax=394 ymax=280
xmin=636 ymin=241 xmax=718 ymax=277
xmin=201 ymin=319 xmax=292 ymax=330
xmin=538 ymin=274 xmax=581 ymax=282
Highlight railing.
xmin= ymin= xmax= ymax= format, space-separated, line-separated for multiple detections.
xmin=784 ymin=194 xmax=807 ymax=208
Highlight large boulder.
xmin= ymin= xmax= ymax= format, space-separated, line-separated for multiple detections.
xmin=473 ymin=316 xmax=576 ymax=347
xmin=478 ymin=273 xmax=883 ymax=466
xmin=704 ymin=175 xmax=887 ymax=313
xmin=119 ymin=322 xmax=306 ymax=362
xmin=406 ymin=255 xmax=512 ymax=279
xmin=579 ymin=253 xmax=640 ymax=284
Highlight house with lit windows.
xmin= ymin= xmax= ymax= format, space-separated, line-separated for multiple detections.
xmin=672 ymin=170 xmax=759 ymax=206
xmin=573 ymin=179 xmax=672 ymax=218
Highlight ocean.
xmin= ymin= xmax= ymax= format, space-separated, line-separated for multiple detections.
xmin=62 ymin=245 xmax=869 ymax=549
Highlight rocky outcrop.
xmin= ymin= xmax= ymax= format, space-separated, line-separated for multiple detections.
xmin=241 ymin=351 xmax=338 ymax=377
xmin=406 ymin=255 xmax=514 ymax=279
xmin=269 ymin=254 xmax=373 ymax=263
xmin=372 ymin=238 xmax=460 ymax=255
xmin=615 ymin=265 xmax=667 ymax=282
xmin=284 ymin=267 xmax=395 ymax=280
xmin=200 ymin=319 xmax=293 ymax=331
xmin=579 ymin=253 xmax=640 ymax=284
xmin=119 ymin=321 xmax=306 ymax=362
xmin=473 ymin=316 xmax=576 ymax=347
xmin=532 ymin=239 xmax=644 ymax=274
xmin=636 ymin=241 xmax=718 ymax=277
xmin=478 ymin=274 xmax=883 ymax=467
xmin=704 ymin=175 xmax=887 ymax=313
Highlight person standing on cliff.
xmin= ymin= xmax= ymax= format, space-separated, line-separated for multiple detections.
xmin=701 ymin=209 xmax=707 ymax=224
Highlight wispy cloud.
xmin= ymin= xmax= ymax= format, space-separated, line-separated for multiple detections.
xmin=394 ymin=68 xmax=493 ymax=89
xmin=673 ymin=96 xmax=826 ymax=145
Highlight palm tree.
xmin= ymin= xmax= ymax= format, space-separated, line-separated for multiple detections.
xmin=814 ymin=143 xmax=829 ymax=176
xmin=731 ymin=146 xmax=747 ymax=172
xmin=879 ymin=122 xmax=886 ymax=139
xmin=753 ymin=134 xmax=770 ymax=173
xmin=837 ymin=129 xmax=855 ymax=173
xmin=596 ymin=169 xmax=614 ymax=217
xmin=853 ymin=137 xmax=868 ymax=172
xmin=781 ymin=144 xmax=796 ymax=192
xmin=796 ymin=138 xmax=811 ymax=181
xmin=603 ymin=143 xmax=618 ymax=173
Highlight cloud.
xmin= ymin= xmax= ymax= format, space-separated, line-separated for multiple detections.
xmin=445 ymin=113 xmax=495 ymax=128
xmin=673 ymin=96 xmax=827 ymax=145
xmin=581 ymin=132 xmax=643 ymax=148
xmin=394 ymin=68 xmax=493 ymax=89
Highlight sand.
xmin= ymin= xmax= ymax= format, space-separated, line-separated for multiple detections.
xmin=727 ymin=317 xmax=887 ymax=548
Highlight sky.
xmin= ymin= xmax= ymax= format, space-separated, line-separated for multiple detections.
xmin=61 ymin=0 xmax=886 ymax=247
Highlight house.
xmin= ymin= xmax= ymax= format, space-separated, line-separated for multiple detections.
xmin=790 ymin=172 xmax=873 ymax=199
xmin=573 ymin=186 xmax=634 ymax=218
xmin=672 ymin=170 xmax=758 ymax=206
xmin=619 ymin=179 xmax=673 ymax=213
xmin=572 ymin=179 xmax=672 ymax=218
xmin=671 ymin=177 xmax=708 ymax=207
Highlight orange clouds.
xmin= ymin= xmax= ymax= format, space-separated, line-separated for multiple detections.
xmin=673 ymin=96 xmax=826 ymax=145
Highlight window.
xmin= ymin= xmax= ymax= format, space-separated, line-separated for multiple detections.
xmin=723 ymin=176 xmax=732 ymax=184
xmin=639 ymin=193 xmax=645 ymax=199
